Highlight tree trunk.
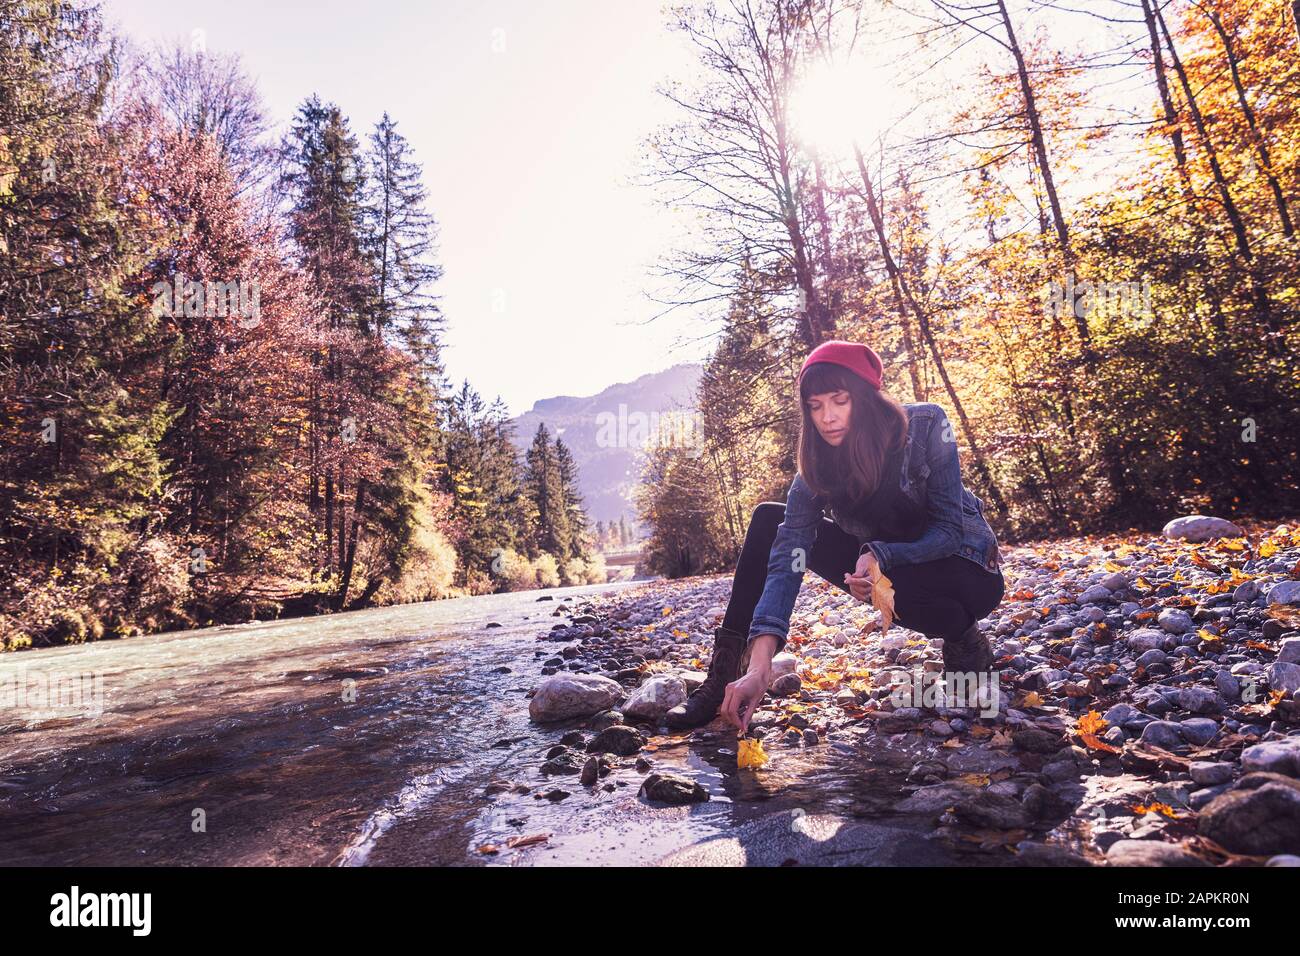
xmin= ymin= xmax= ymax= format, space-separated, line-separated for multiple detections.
xmin=335 ymin=480 xmax=367 ymax=610
xmin=1202 ymin=7 xmax=1293 ymax=236
xmin=995 ymin=0 xmax=1092 ymax=359
xmin=1155 ymin=2 xmax=1281 ymax=349
xmin=1140 ymin=0 xmax=1192 ymax=197
xmin=851 ymin=144 xmax=1009 ymax=520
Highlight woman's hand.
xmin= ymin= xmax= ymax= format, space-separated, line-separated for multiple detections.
xmin=720 ymin=667 xmax=769 ymax=735
xmin=846 ymin=551 xmax=893 ymax=635
xmin=721 ymin=634 xmax=776 ymax=734
xmin=844 ymin=551 xmax=879 ymax=602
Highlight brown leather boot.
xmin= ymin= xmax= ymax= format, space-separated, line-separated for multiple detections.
xmin=665 ymin=626 xmax=746 ymax=729
xmin=940 ymin=622 xmax=993 ymax=677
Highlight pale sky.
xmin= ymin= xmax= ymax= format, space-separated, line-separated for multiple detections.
xmin=104 ymin=0 xmax=708 ymax=416
xmin=103 ymin=1 xmax=1145 ymax=415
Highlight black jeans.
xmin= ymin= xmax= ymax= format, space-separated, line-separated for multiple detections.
xmin=722 ymin=502 xmax=1005 ymax=643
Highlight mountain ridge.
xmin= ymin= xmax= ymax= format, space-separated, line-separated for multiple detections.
xmin=509 ymin=362 xmax=704 ymax=526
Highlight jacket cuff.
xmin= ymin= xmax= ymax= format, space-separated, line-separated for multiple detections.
xmin=860 ymin=540 xmax=890 ymax=571
xmin=747 ymin=623 xmax=787 ymax=659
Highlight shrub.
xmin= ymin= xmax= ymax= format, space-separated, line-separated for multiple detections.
xmin=532 ymin=552 xmax=560 ymax=589
xmin=45 ymin=608 xmax=88 ymax=645
xmin=381 ymin=523 xmax=458 ymax=604
xmin=0 ymin=614 xmax=32 ymax=652
xmin=582 ymin=553 xmax=608 ymax=584
xmin=496 ymin=548 xmax=537 ymax=592
xmin=560 ymin=557 xmax=587 ymax=587
xmin=117 ymin=536 xmax=191 ymax=629
xmin=460 ymin=567 xmax=496 ymax=596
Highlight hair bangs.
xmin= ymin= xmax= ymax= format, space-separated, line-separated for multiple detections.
xmin=799 ymin=361 xmax=858 ymax=400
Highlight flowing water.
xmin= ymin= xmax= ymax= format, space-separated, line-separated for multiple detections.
xmin=0 ymin=582 xmax=1005 ymax=866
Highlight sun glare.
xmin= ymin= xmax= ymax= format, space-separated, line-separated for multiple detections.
xmin=788 ymin=57 xmax=898 ymax=158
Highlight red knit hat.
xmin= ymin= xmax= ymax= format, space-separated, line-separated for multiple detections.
xmin=798 ymin=340 xmax=884 ymax=390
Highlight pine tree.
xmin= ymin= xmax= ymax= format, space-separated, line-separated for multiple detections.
xmin=553 ymin=436 xmax=589 ymax=559
xmin=361 ymin=112 xmax=445 ymax=379
xmin=438 ymin=381 xmax=530 ymax=588
xmin=523 ymin=423 xmax=571 ymax=559
xmin=280 ymin=95 xmax=373 ymax=581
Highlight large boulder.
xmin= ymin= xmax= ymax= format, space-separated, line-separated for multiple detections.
xmin=1105 ymin=840 xmax=1211 ymax=867
xmin=1157 ymin=608 xmax=1193 ymax=635
xmin=529 ymin=674 xmax=624 ymax=723
xmin=1269 ymin=662 xmax=1300 ymax=696
xmin=623 ymin=675 xmax=688 ymax=721
xmin=1267 ymin=581 xmax=1300 ymax=606
xmin=1198 ymin=782 xmax=1300 ymax=856
xmin=1078 ymin=584 xmax=1114 ymax=605
xmin=1161 ymin=515 xmax=1244 ymax=543
xmin=1139 ymin=720 xmax=1186 ymax=751
xmin=1241 ymin=739 xmax=1300 ymax=777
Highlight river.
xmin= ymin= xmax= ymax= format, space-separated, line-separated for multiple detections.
xmin=0 ymin=581 xmax=1000 ymax=866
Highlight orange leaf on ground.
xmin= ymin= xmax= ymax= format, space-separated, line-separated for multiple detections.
xmin=1080 ymin=733 xmax=1119 ymax=753
xmin=1077 ymin=710 xmax=1107 ymax=735
xmin=737 ymin=737 xmax=769 ymax=769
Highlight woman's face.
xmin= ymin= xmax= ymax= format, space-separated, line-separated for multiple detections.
xmin=805 ymin=389 xmax=852 ymax=447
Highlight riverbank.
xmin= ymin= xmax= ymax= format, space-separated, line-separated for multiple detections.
xmin=4 ymin=521 xmax=1298 ymax=867
xmin=517 ymin=517 xmax=1300 ymax=866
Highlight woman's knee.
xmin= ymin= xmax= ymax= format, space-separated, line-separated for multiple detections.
xmin=749 ymin=501 xmax=785 ymax=531
xmin=893 ymin=591 xmax=969 ymax=637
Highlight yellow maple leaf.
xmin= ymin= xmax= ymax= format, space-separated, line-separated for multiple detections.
xmin=872 ymin=571 xmax=896 ymax=633
xmin=1077 ymin=710 xmax=1107 ymax=735
xmin=1022 ymin=691 xmax=1044 ymax=707
xmin=737 ymin=737 xmax=769 ymax=769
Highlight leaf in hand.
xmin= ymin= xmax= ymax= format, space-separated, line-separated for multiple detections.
xmin=871 ymin=571 xmax=895 ymax=635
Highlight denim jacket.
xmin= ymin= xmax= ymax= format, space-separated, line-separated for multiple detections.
xmin=748 ymin=402 xmax=1002 ymax=655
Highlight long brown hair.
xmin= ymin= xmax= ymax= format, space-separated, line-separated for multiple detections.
xmin=796 ymin=361 xmax=909 ymax=510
